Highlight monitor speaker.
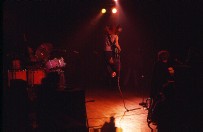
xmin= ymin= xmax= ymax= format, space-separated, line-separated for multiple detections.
xmin=37 ymin=88 xmax=88 ymax=132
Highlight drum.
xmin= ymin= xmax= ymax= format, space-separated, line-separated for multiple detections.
xmin=28 ymin=69 xmax=46 ymax=86
xmin=35 ymin=43 xmax=53 ymax=61
xmin=8 ymin=70 xmax=27 ymax=87
xmin=45 ymin=57 xmax=66 ymax=70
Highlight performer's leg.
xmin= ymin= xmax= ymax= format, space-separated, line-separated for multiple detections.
xmin=104 ymin=52 xmax=116 ymax=77
xmin=110 ymin=58 xmax=121 ymax=88
xmin=103 ymin=52 xmax=118 ymax=89
xmin=114 ymin=58 xmax=121 ymax=77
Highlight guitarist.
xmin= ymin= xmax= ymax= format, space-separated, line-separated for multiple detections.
xmin=104 ymin=24 xmax=122 ymax=78
xmin=148 ymin=50 xmax=175 ymax=131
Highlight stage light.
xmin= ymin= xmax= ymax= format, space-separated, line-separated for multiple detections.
xmin=101 ymin=8 xmax=106 ymax=14
xmin=112 ymin=8 xmax=117 ymax=14
xmin=114 ymin=0 xmax=118 ymax=2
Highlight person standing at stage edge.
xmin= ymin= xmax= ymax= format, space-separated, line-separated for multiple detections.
xmin=103 ymin=24 xmax=122 ymax=88
xmin=148 ymin=50 xmax=175 ymax=132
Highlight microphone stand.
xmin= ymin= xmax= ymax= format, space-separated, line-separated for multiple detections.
xmin=138 ymin=74 xmax=148 ymax=109
xmin=116 ymin=55 xmax=141 ymax=112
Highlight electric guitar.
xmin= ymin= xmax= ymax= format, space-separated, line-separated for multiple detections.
xmin=112 ymin=44 xmax=120 ymax=59
xmin=107 ymin=34 xmax=120 ymax=59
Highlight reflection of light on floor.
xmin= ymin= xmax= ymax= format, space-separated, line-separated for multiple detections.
xmin=115 ymin=116 xmax=157 ymax=132
xmin=113 ymin=105 xmax=153 ymax=132
xmin=116 ymin=127 xmax=123 ymax=132
xmin=116 ymin=118 xmax=139 ymax=132
xmin=86 ymin=87 xmax=153 ymax=132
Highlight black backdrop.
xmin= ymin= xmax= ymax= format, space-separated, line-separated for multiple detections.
xmin=3 ymin=0 xmax=203 ymax=89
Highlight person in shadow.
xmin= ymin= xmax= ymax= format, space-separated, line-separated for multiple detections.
xmin=36 ymin=72 xmax=61 ymax=131
xmin=148 ymin=50 xmax=175 ymax=132
xmin=101 ymin=116 xmax=116 ymax=132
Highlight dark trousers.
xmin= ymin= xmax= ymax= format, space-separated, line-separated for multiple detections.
xmin=104 ymin=51 xmax=121 ymax=88
xmin=104 ymin=51 xmax=120 ymax=77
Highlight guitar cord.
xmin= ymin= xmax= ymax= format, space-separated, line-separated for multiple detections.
xmin=116 ymin=57 xmax=141 ymax=112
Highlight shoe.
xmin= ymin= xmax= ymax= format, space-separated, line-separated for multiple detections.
xmin=111 ymin=72 xmax=116 ymax=78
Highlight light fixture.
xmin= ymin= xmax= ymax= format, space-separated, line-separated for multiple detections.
xmin=101 ymin=8 xmax=107 ymax=14
xmin=112 ymin=8 xmax=117 ymax=14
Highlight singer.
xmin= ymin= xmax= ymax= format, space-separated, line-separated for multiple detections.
xmin=103 ymin=24 xmax=122 ymax=88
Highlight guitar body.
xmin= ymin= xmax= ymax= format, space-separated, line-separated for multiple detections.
xmin=112 ymin=44 xmax=120 ymax=59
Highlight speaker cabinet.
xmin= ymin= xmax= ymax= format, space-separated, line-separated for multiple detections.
xmin=3 ymin=79 xmax=31 ymax=131
xmin=37 ymin=88 xmax=88 ymax=132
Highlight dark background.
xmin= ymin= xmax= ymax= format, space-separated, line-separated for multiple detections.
xmin=2 ymin=0 xmax=203 ymax=89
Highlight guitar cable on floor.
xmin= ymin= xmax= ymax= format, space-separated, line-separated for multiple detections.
xmin=117 ymin=76 xmax=141 ymax=112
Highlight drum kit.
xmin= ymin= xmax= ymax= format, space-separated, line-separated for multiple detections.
xmin=7 ymin=43 xmax=66 ymax=88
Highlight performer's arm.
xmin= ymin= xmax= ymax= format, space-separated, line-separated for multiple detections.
xmin=115 ymin=35 xmax=121 ymax=52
